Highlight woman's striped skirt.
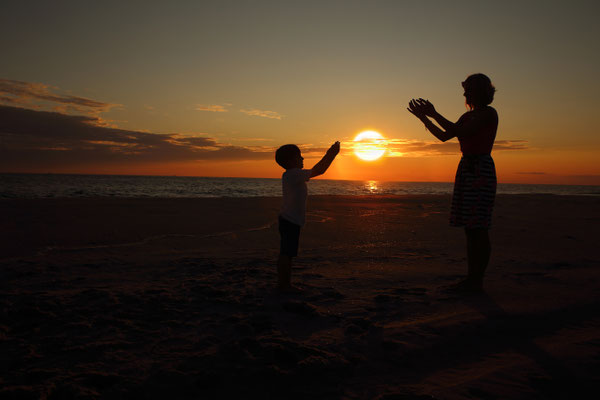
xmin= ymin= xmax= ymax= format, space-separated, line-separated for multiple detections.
xmin=450 ymin=155 xmax=497 ymax=229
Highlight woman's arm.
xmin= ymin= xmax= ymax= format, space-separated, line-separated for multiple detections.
xmin=408 ymin=99 xmax=496 ymax=141
xmin=408 ymin=99 xmax=455 ymax=142
xmin=430 ymin=111 xmax=457 ymax=133
xmin=422 ymin=116 xmax=456 ymax=142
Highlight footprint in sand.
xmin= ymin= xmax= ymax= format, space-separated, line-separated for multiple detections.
xmin=345 ymin=317 xmax=372 ymax=335
xmin=393 ymin=287 xmax=428 ymax=296
xmin=282 ymin=301 xmax=318 ymax=317
xmin=308 ymin=288 xmax=345 ymax=301
xmin=374 ymin=294 xmax=392 ymax=303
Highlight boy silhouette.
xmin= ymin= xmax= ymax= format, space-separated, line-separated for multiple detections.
xmin=274 ymin=141 xmax=340 ymax=292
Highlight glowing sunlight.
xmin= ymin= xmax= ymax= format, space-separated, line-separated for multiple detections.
xmin=353 ymin=131 xmax=387 ymax=161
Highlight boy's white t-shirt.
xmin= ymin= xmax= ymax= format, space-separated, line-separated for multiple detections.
xmin=280 ymin=168 xmax=312 ymax=226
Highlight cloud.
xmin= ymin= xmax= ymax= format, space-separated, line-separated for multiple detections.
xmin=0 ymin=79 xmax=118 ymax=114
xmin=195 ymin=104 xmax=229 ymax=113
xmin=229 ymin=137 xmax=273 ymax=142
xmin=381 ymin=138 xmax=529 ymax=157
xmin=167 ymin=135 xmax=218 ymax=148
xmin=494 ymin=140 xmax=529 ymax=151
xmin=240 ymin=108 xmax=283 ymax=120
xmin=195 ymin=104 xmax=282 ymax=119
xmin=0 ymin=105 xmax=275 ymax=170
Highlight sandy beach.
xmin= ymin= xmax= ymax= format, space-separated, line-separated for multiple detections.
xmin=1 ymin=194 xmax=599 ymax=399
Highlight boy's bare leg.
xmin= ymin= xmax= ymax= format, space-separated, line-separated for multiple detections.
xmin=277 ymin=254 xmax=292 ymax=290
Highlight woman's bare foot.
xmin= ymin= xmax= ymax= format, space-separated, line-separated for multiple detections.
xmin=445 ymin=278 xmax=483 ymax=294
xmin=277 ymin=285 xmax=304 ymax=294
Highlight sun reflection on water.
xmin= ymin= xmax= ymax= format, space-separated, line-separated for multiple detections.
xmin=365 ymin=180 xmax=379 ymax=193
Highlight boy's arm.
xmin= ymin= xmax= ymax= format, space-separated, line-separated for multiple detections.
xmin=310 ymin=141 xmax=340 ymax=178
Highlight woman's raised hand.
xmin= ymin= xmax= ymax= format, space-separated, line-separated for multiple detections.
xmin=408 ymin=99 xmax=427 ymax=119
xmin=416 ymin=98 xmax=436 ymax=116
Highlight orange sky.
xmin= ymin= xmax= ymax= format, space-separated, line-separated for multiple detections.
xmin=1 ymin=2 xmax=599 ymax=185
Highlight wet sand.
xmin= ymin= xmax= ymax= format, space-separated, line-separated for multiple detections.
xmin=1 ymin=195 xmax=599 ymax=399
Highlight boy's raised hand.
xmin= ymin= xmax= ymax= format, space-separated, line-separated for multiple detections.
xmin=311 ymin=141 xmax=340 ymax=178
xmin=328 ymin=141 xmax=340 ymax=156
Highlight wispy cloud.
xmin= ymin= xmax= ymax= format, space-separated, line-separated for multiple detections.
xmin=229 ymin=137 xmax=274 ymax=142
xmin=0 ymin=79 xmax=118 ymax=114
xmin=240 ymin=108 xmax=283 ymax=120
xmin=194 ymin=103 xmax=283 ymax=119
xmin=195 ymin=104 xmax=229 ymax=113
xmin=0 ymin=105 xmax=275 ymax=170
xmin=381 ymin=138 xmax=529 ymax=157
xmin=494 ymin=140 xmax=529 ymax=151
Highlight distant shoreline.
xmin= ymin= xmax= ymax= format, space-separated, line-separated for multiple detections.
xmin=2 ymin=174 xmax=599 ymax=199
xmin=1 ymin=193 xmax=598 ymax=202
xmin=1 ymin=172 xmax=599 ymax=188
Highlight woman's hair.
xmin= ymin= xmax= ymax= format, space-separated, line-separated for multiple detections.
xmin=462 ymin=73 xmax=496 ymax=109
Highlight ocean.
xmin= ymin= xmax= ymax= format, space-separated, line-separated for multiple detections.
xmin=1 ymin=173 xmax=599 ymax=199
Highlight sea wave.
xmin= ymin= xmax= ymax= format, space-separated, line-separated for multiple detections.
xmin=1 ymin=173 xmax=599 ymax=199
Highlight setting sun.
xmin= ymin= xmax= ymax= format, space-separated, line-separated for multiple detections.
xmin=353 ymin=131 xmax=387 ymax=161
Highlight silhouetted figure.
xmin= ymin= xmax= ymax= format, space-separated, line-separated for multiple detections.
xmin=275 ymin=141 xmax=340 ymax=292
xmin=408 ymin=73 xmax=498 ymax=292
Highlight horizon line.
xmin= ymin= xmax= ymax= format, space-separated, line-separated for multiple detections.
xmin=1 ymin=171 xmax=599 ymax=187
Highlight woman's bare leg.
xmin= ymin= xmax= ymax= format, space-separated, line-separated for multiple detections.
xmin=465 ymin=228 xmax=491 ymax=290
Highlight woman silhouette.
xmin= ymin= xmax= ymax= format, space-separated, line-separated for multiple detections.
xmin=408 ymin=74 xmax=498 ymax=292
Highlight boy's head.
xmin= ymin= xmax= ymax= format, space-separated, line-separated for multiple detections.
xmin=275 ymin=144 xmax=303 ymax=169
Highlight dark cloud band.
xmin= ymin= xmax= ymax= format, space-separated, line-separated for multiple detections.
xmin=0 ymin=105 xmax=273 ymax=170
xmin=0 ymin=79 xmax=117 ymax=112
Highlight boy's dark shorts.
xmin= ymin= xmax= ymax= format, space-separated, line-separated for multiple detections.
xmin=278 ymin=216 xmax=301 ymax=257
